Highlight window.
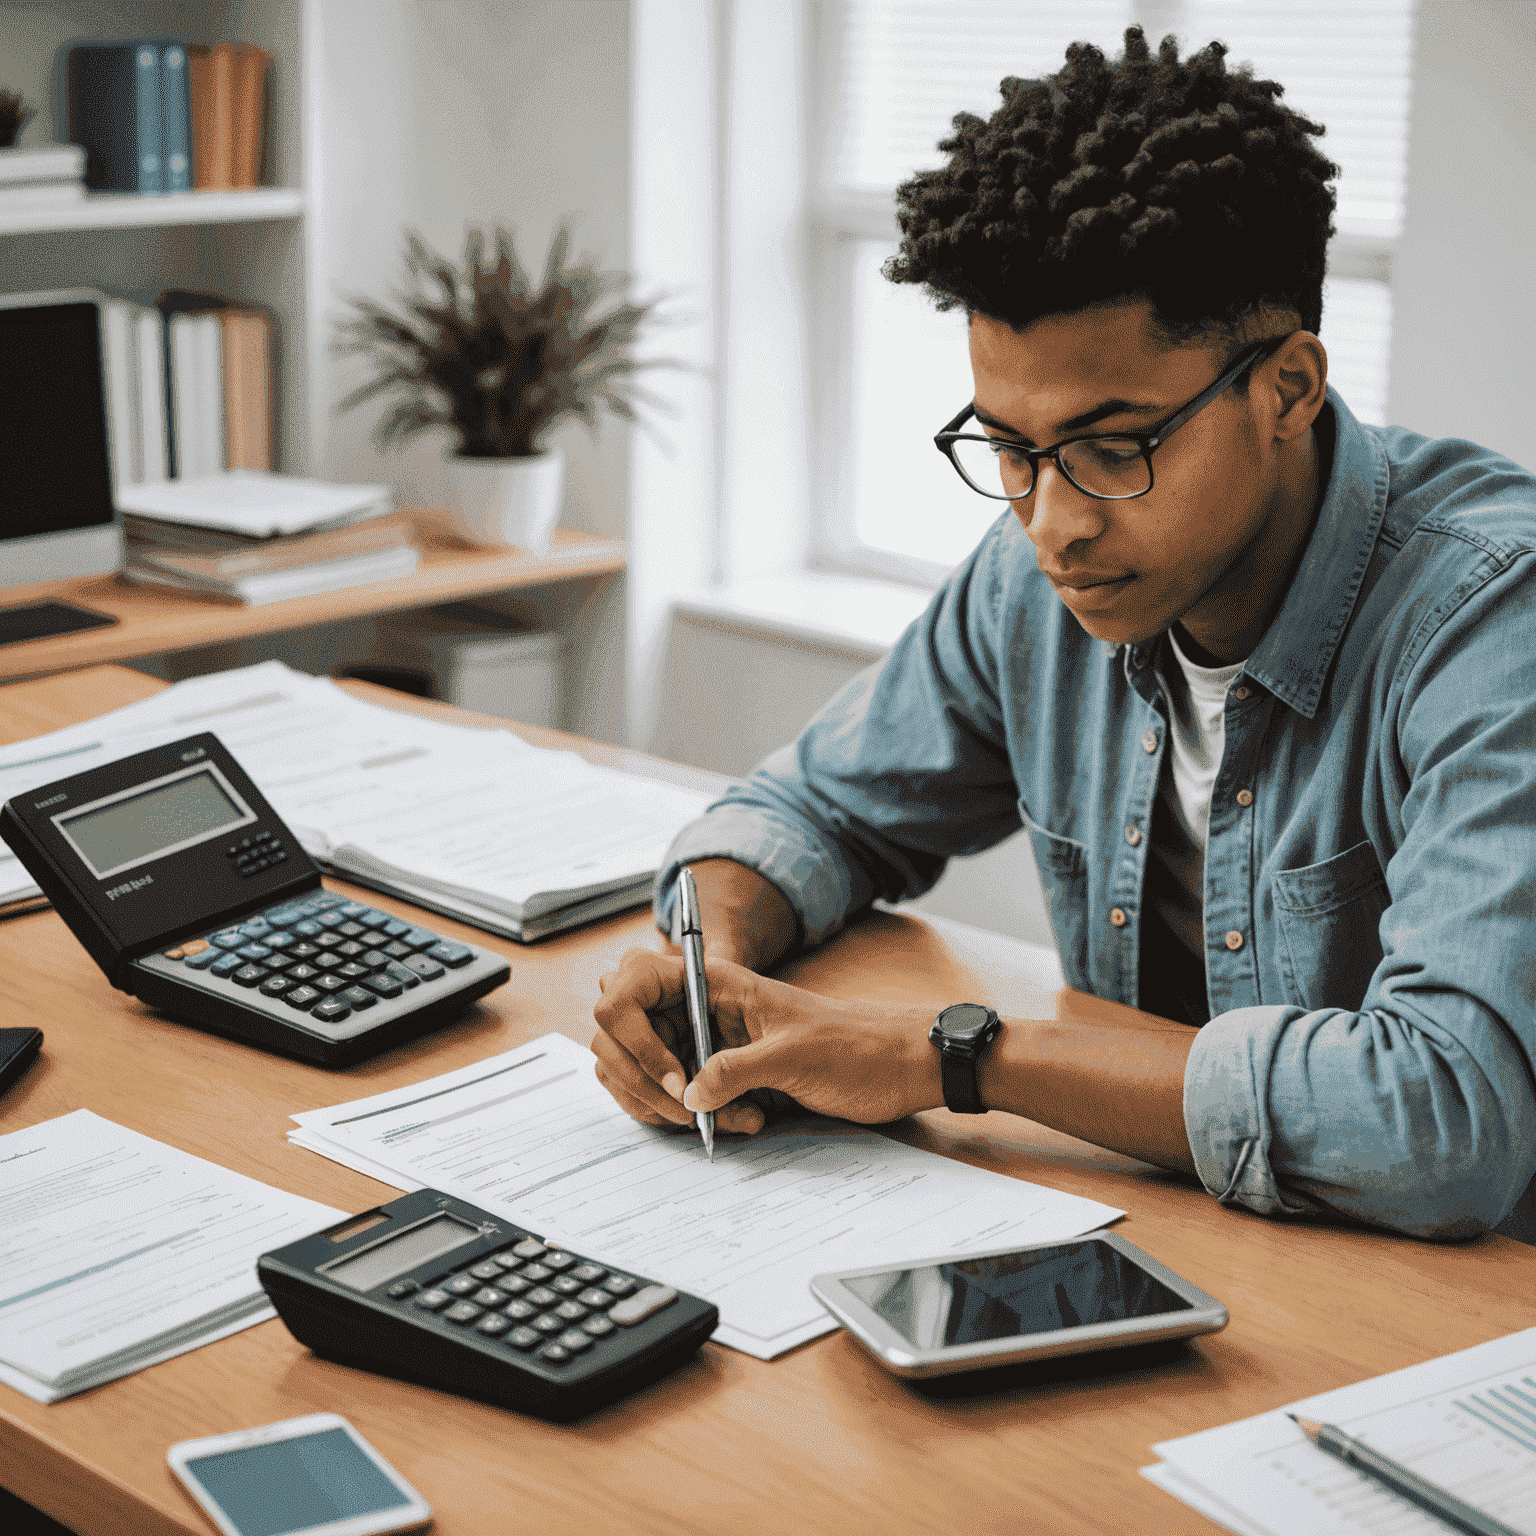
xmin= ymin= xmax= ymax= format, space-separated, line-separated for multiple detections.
xmin=812 ymin=0 xmax=1417 ymax=582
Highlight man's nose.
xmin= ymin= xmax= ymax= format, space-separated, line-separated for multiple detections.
xmin=1013 ymin=461 xmax=1105 ymax=557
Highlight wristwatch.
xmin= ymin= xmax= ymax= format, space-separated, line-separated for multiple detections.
xmin=928 ymin=1002 xmax=1002 ymax=1114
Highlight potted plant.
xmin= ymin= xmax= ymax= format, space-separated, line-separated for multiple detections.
xmin=335 ymin=224 xmax=667 ymax=552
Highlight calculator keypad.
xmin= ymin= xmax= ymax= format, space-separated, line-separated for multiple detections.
xmin=151 ymin=893 xmax=487 ymax=1031
xmin=390 ymin=1242 xmax=676 ymax=1367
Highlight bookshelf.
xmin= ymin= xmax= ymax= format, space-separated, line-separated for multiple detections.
xmin=0 ymin=0 xmax=317 ymax=473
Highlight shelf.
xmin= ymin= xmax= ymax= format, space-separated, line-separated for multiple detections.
xmin=0 ymin=520 xmax=628 ymax=682
xmin=0 ymin=187 xmax=306 ymax=237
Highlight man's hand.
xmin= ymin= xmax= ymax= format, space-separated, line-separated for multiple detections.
xmin=592 ymin=948 xmax=941 ymax=1135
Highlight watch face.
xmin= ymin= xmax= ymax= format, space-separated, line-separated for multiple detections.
xmin=938 ymin=1003 xmax=995 ymax=1044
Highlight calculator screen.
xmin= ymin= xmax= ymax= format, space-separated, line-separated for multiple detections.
xmin=57 ymin=763 xmax=252 ymax=880
xmin=843 ymin=1239 xmax=1191 ymax=1348
xmin=325 ymin=1213 xmax=482 ymax=1291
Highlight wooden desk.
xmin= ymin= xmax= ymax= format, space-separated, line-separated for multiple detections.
xmin=1 ymin=668 xmax=1532 ymax=1536
xmin=0 ymin=519 xmax=626 ymax=682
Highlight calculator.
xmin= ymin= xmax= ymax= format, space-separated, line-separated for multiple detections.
xmin=0 ymin=731 xmax=509 ymax=1066
xmin=258 ymin=1188 xmax=720 ymax=1422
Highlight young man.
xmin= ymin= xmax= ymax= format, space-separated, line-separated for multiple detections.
xmin=592 ymin=29 xmax=1536 ymax=1238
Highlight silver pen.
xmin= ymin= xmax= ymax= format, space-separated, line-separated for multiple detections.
xmin=676 ymin=866 xmax=715 ymax=1160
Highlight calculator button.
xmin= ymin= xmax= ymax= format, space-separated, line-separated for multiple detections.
xmin=285 ymin=986 xmax=323 ymax=1009
xmin=317 ymin=912 xmax=347 ymax=929
xmin=335 ymin=941 xmax=365 ymax=958
xmin=338 ymin=922 xmax=366 ymax=938
xmin=311 ymin=999 xmax=352 ymax=1024
xmin=210 ymin=930 xmax=244 ymax=949
xmin=540 ymin=1251 xmax=574 ymax=1271
xmin=314 ymin=932 xmax=345 ymax=949
xmin=286 ymin=964 xmax=320 ymax=983
xmin=361 ymin=950 xmax=390 ymax=969
xmin=550 ymin=1276 xmax=583 ymax=1296
xmin=292 ymin=921 xmax=322 ymax=937
xmin=531 ymin=1314 xmax=564 ymax=1335
xmin=259 ymin=976 xmax=294 ymax=998
xmin=444 ymin=1275 xmax=479 ymax=1296
xmin=525 ymin=1287 xmax=558 ymax=1309
xmin=339 ymin=986 xmax=378 ymax=1011
xmin=236 ymin=944 xmax=272 ymax=961
xmin=386 ymin=1280 xmax=419 ymax=1299
xmin=264 ymin=931 xmax=296 ymax=950
xmin=503 ymin=1299 xmax=538 ymax=1322
xmin=414 ymin=1289 xmax=450 ymax=1311
xmin=402 ymin=954 xmax=446 ymax=982
xmin=382 ymin=919 xmax=411 ymax=938
xmin=360 ymin=911 xmax=390 ymax=929
xmin=581 ymin=1315 xmax=616 ymax=1338
xmin=183 ymin=948 xmax=218 ymax=969
xmin=249 ymin=859 xmax=269 ymax=872
xmin=469 ymin=1261 xmax=505 ymax=1282
xmin=497 ymin=1275 xmax=532 ymax=1296
xmin=556 ymin=1329 xmax=594 ymax=1354
xmin=314 ymin=975 xmax=350 ymax=994
xmin=239 ymin=919 xmax=271 ymax=938
xmin=554 ymin=1300 xmax=588 ymax=1322
xmin=609 ymin=1285 xmax=678 ymax=1326
xmin=506 ymin=1326 xmax=541 ymax=1350
xmin=339 ymin=904 xmax=368 ymax=918
xmin=401 ymin=928 xmax=441 ymax=951
xmin=232 ymin=964 xmax=268 ymax=988
xmin=164 ymin=945 xmax=187 ymax=960
xmin=383 ymin=941 xmax=413 ymax=959
xmin=602 ymin=1275 xmax=637 ymax=1296
xmin=476 ymin=1313 xmax=512 ymax=1337
xmin=361 ymin=973 xmax=405 ymax=999
xmin=570 ymin=1263 xmax=606 ymax=1284
xmin=444 ymin=1301 xmax=484 ymax=1324
xmin=312 ymin=952 xmax=344 ymax=970
xmin=577 ymin=1288 xmax=614 ymax=1310
xmin=288 ymin=942 xmax=321 ymax=959
xmin=538 ymin=1344 xmax=572 ymax=1364
xmin=429 ymin=942 xmax=473 ymax=968
xmin=337 ymin=962 xmax=371 ymax=980
xmin=472 ymin=1287 xmax=508 ymax=1308
xmin=519 ymin=1263 xmax=553 ymax=1283
xmin=386 ymin=964 xmax=421 ymax=990
xmin=209 ymin=953 xmax=243 ymax=977
xmin=512 ymin=1239 xmax=547 ymax=1260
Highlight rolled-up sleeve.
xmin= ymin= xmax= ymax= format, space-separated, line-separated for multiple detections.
xmin=1186 ymin=555 xmax=1536 ymax=1239
xmin=655 ymin=519 xmax=1023 ymax=940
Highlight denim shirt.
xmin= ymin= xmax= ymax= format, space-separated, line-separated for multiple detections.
xmin=658 ymin=391 xmax=1536 ymax=1239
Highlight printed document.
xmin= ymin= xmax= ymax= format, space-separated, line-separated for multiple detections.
xmin=290 ymin=1033 xmax=1123 ymax=1359
xmin=1143 ymin=1326 xmax=1536 ymax=1535
xmin=0 ymin=1111 xmax=341 ymax=1403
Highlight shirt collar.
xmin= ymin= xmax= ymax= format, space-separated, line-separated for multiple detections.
xmin=1243 ymin=388 xmax=1389 ymax=719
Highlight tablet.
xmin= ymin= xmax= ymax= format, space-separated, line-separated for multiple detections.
xmin=810 ymin=1231 xmax=1228 ymax=1378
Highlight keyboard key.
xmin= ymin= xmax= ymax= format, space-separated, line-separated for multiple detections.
xmin=472 ymin=1287 xmax=508 ymax=1308
xmin=338 ymin=922 xmax=366 ymax=938
xmin=382 ymin=919 xmax=411 ymax=938
xmin=360 ymin=911 xmax=390 ymax=929
xmin=264 ymin=931 xmax=296 ymax=950
xmin=338 ymin=986 xmax=378 ymax=1011
xmin=538 ymin=1343 xmax=571 ymax=1364
xmin=386 ymin=964 xmax=421 ymax=990
xmin=361 ymin=950 xmax=390 ymax=969
xmin=542 ymin=1251 xmax=576 ymax=1271
xmin=468 ymin=1261 xmax=505 ymax=1282
xmin=556 ymin=1329 xmax=594 ymax=1354
xmin=498 ymin=1275 xmax=532 ymax=1296
xmin=413 ymin=1289 xmax=450 ymax=1311
xmin=236 ymin=943 xmax=272 ymax=962
xmin=577 ymin=1288 xmax=614 ymax=1310
xmin=210 ymin=953 xmax=243 ymax=977
xmin=550 ymin=1276 xmax=583 ymax=1296
xmin=232 ymin=964 xmax=268 ymax=988
xmin=554 ymin=1300 xmax=588 ymax=1322
xmin=525 ymin=1287 xmax=558 ymax=1308
xmin=609 ymin=1285 xmax=678 ymax=1326
xmin=519 ymin=1264 xmax=553 ymax=1283
xmin=315 ymin=974 xmax=350 ymax=993
xmin=476 ymin=1313 xmax=512 ymax=1337
xmin=444 ymin=1301 xmax=483 ymax=1325
xmin=312 ymin=952 xmax=344 ymax=970
xmin=602 ymin=1275 xmax=637 ymax=1296
xmin=317 ymin=911 xmax=347 ymax=929
xmin=361 ymin=973 xmax=404 ymax=999
xmin=506 ymin=1326 xmax=541 ymax=1350
xmin=285 ymin=986 xmax=322 ymax=1010
xmin=531 ymin=1313 xmax=564 ymax=1335
xmin=286 ymin=964 xmax=319 ymax=983
xmin=571 ymin=1263 xmax=606 ymax=1284
xmin=292 ymin=921 xmax=322 ymax=938
xmin=581 ymin=1315 xmax=616 ymax=1337
xmin=337 ymin=962 xmax=371 ymax=980
xmin=383 ymin=941 xmax=413 ymax=959
xmin=259 ymin=976 xmax=294 ymax=997
xmin=428 ymin=942 xmax=473 ymax=968
xmin=210 ymin=930 xmax=244 ymax=949
xmin=339 ymin=904 xmax=368 ymax=918
xmin=335 ymin=940 xmax=365 ymax=958
xmin=288 ymin=942 xmax=322 ymax=960
xmin=503 ymin=1299 xmax=538 ymax=1322
xmin=311 ymin=999 xmax=352 ymax=1024
xmin=314 ymin=932 xmax=345 ymax=949
xmin=444 ymin=1275 xmax=479 ymax=1296
xmin=401 ymin=928 xmax=441 ymax=951
xmin=238 ymin=919 xmax=271 ymax=938
xmin=403 ymin=954 xmax=446 ymax=981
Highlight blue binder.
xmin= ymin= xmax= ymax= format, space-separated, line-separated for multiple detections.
xmin=159 ymin=43 xmax=193 ymax=192
xmin=66 ymin=41 xmax=182 ymax=194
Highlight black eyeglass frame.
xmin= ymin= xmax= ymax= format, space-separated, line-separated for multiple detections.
xmin=933 ymin=332 xmax=1295 ymax=502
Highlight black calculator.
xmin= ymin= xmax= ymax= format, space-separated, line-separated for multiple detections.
xmin=258 ymin=1189 xmax=719 ymax=1422
xmin=0 ymin=731 xmax=509 ymax=1065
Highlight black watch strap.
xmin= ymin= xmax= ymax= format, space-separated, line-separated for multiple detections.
xmin=929 ymin=1003 xmax=1001 ymax=1115
xmin=939 ymin=1047 xmax=987 ymax=1114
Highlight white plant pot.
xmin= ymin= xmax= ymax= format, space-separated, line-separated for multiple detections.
xmin=442 ymin=448 xmax=565 ymax=553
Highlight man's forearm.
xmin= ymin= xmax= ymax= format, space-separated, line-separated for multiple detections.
xmin=686 ymin=858 xmax=799 ymax=973
xmin=977 ymin=1013 xmax=1198 ymax=1174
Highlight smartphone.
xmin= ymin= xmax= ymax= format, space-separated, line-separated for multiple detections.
xmin=811 ymin=1231 xmax=1228 ymax=1378
xmin=167 ymin=1414 xmax=432 ymax=1536
xmin=0 ymin=1028 xmax=42 ymax=1096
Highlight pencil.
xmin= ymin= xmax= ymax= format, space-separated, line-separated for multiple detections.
xmin=1288 ymin=1414 xmax=1521 ymax=1536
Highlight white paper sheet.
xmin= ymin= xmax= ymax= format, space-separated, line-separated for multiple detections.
xmin=290 ymin=1033 xmax=1124 ymax=1360
xmin=1145 ymin=1327 xmax=1536 ymax=1535
xmin=0 ymin=1110 xmax=342 ymax=1401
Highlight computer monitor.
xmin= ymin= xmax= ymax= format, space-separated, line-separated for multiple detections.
xmin=0 ymin=289 xmax=123 ymax=583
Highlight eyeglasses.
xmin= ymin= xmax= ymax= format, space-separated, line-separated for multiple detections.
xmin=933 ymin=334 xmax=1293 ymax=503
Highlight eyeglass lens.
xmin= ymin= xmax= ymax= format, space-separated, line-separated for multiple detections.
xmin=950 ymin=435 xmax=1152 ymax=500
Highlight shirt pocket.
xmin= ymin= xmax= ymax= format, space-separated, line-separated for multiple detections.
xmin=1272 ymin=838 xmax=1389 ymax=1011
xmin=1020 ymin=804 xmax=1090 ymax=985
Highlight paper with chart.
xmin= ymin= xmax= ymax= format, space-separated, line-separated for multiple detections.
xmin=0 ymin=1110 xmax=342 ymax=1403
xmin=289 ymin=1033 xmax=1124 ymax=1359
xmin=0 ymin=659 xmax=711 ymax=924
xmin=1143 ymin=1326 xmax=1536 ymax=1535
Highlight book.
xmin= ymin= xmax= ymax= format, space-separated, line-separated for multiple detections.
xmin=0 ymin=180 xmax=85 ymax=209
xmin=122 ymin=541 xmax=421 ymax=605
xmin=0 ymin=143 xmax=86 ymax=184
xmin=221 ymin=308 xmax=274 ymax=471
xmin=186 ymin=42 xmax=270 ymax=190
xmin=135 ymin=308 xmax=170 ymax=481
xmin=231 ymin=44 xmax=272 ymax=188
xmin=118 ymin=471 xmax=394 ymax=539
xmin=98 ymin=299 xmax=139 ymax=489
xmin=160 ymin=42 xmax=192 ymax=191
xmin=66 ymin=42 xmax=167 ymax=193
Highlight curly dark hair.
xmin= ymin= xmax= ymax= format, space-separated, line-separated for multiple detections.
xmin=884 ymin=26 xmax=1337 ymax=342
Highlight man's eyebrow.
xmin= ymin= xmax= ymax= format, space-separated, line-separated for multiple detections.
xmin=973 ymin=398 xmax=1168 ymax=443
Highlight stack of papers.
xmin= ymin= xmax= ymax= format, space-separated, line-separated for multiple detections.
xmin=1144 ymin=1328 xmax=1536 ymax=1534
xmin=118 ymin=471 xmax=393 ymax=538
xmin=0 ymin=660 xmax=712 ymax=940
xmin=289 ymin=1032 xmax=1123 ymax=1359
xmin=0 ymin=1111 xmax=341 ymax=1403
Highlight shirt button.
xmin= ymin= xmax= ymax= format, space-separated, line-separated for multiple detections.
xmin=1110 ymin=907 xmax=1127 ymax=928
xmin=1125 ymin=825 xmax=1141 ymax=845
xmin=1224 ymin=930 xmax=1244 ymax=951
xmin=1233 ymin=686 xmax=1251 ymax=701
xmin=1236 ymin=788 xmax=1254 ymax=807
xmin=1141 ymin=730 xmax=1158 ymax=753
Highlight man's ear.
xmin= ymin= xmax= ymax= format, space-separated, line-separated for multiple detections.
xmin=1268 ymin=331 xmax=1328 ymax=443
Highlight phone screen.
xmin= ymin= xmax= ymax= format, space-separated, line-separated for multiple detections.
xmin=842 ymin=1239 xmax=1191 ymax=1349
xmin=184 ymin=1427 xmax=411 ymax=1536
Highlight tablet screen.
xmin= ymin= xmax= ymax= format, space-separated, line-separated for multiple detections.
xmin=842 ymin=1239 xmax=1191 ymax=1348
